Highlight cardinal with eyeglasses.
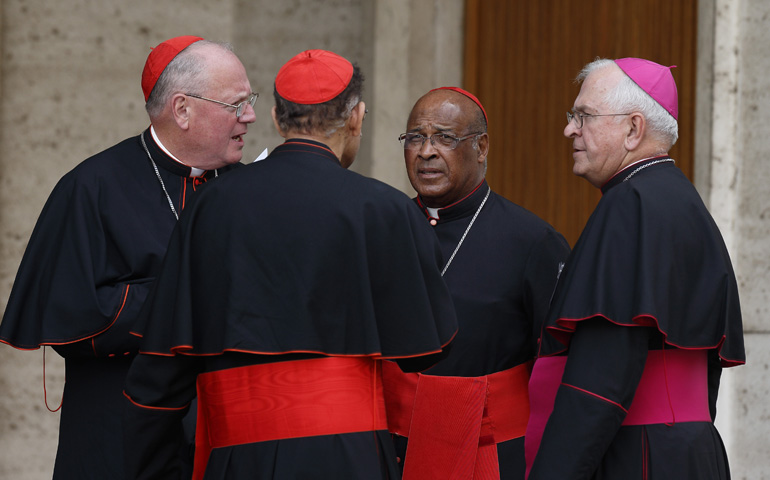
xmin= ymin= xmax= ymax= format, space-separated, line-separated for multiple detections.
xmin=382 ymin=87 xmax=570 ymax=480
xmin=0 ymin=35 xmax=257 ymax=479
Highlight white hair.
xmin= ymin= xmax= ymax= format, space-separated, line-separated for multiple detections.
xmin=145 ymin=40 xmax=234 ymax=119
xmin=578 ymin=58 xmax=678 ymax=147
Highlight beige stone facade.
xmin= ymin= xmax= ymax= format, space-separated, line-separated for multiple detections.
xmin=0 ymin=0 xmax=767 ymax=478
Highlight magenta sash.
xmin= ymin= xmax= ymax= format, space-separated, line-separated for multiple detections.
xmin=525 ymin=349 xmax=710 ymax=478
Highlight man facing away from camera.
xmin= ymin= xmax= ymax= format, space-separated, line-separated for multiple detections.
xmin=122 ymin=49 xmax=458 ymax=479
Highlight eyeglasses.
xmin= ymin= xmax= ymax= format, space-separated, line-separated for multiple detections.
xmin=186 ymin=92 xmax=259 ymax=118
xmin=566 ymin=111 xmax=631 ymax=129
xmin=398 ymin=132 xmax=482 ymax=150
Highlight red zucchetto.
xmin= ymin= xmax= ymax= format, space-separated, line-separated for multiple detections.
xmin=430 ymin=86 xmax=488 ymax=125
xmin=275 ymin=49 xmax=354 ymax=105
xmin=141 ymin=35 xmax=204 ymax=102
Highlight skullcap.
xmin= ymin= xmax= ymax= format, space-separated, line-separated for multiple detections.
xmin=275 ymin=49 xmax=354 ymax=105
xmin=430 ymin=86 xmax=488 ymax=125
xmin=614 ymin=57 xmax=678 ymax=120
xmin=141 ymin=35 xmax=204 ymax=102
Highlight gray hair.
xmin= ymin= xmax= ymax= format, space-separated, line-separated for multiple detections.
xmin=145 ymin=40 xmax=234 ymax=119
xmin=578 ymin=58 xmax=678 ymax=147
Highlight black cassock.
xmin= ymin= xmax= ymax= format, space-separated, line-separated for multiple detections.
xmin=0 ymin=129 xmax=234 ymax=479
xmin=528 ymin=157 xmax=745 ymax=480
xmin=123 ymin=139 xmax=458 ymax=480
xmin=390 ymin=181 xmax=569 ymax=479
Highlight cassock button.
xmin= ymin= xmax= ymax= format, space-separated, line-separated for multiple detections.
xmin=429 ymin=219 xmax=437 ymax=226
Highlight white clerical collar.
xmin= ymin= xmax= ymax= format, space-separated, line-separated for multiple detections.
xmin=150 ymin=126 xmax=205 ymax=177
xmin=426 ymin=207 xmax=440 ymax=219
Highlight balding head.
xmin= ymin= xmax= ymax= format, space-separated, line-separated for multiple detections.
xmin=402 ymin=88 xmax=490 ymax=208
xmin=408 ymin=89 xmax=487 ymax=135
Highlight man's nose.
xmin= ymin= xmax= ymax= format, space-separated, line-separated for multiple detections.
xmin=418 ymin=136 xmax=438 ymax=157
xmin=564 ymin=122 xmax=580 ymax=138
xmin=239 ymin=103 xmax=257 ymax=124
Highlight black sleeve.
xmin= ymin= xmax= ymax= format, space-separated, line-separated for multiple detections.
xmin=707 ymin=349 xmax=723 ymax=421
xmin=2 ymin=170 xmax=162 ymax=354
xmin=528 ymin=318 xmax=651 ymax=480
xmin=53 ymin=281 xmax=152 ymax=358
xmin=523 ymin=228 xmax=570 ymax=343
xmin=123 ymin=353 xmax=202 ymax=480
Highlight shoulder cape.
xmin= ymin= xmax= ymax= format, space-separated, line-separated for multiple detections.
xmin=540 ymin=161 xmax=744 ymax=367
xmin=133 ymin=139 xmax=458 ymax=360
xmin=0 ymin=132 xmax=234 ymax=349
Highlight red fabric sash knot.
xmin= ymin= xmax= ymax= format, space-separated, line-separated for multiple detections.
xmin=382 ymin=361 xmax=532 ymax=480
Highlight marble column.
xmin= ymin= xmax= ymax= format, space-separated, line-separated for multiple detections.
xmin=702 ymin=0 xmax=770 ymax=478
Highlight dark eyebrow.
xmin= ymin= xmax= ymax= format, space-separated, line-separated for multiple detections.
xmin=406 ymin=125 xmax=455 ymax=134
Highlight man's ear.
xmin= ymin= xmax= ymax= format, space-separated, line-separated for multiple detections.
xmin=171 ymin=94 xmax=190 ymax=130
xmin=271 ymin=106 xmax=287 ymax=137
xmin=348 ymin=101 xmax=366 ymax=138
xmin=624 ymin=112 xmax=646 ymax=151
xmin=475 ymin=132 xmax=489 ymax=164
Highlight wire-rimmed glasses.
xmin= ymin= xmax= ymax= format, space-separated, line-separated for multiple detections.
xmin=186 ymin=92 xmax=259 ymax=118
xmin=566 ymin=111 xmax=631 ymax=129
xmin=398 ymin=132 xmax=482 ymax=150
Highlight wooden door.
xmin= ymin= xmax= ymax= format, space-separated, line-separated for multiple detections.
xmin=464 ymin=0 xmax=697 ymax=246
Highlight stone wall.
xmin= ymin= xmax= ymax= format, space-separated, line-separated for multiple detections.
xmin=0 ymin=0 xmax=461 ymax=477
xmin=705 ymin=0 xmax=770 ymax=478
xmin=0 ymin=0 xmax=196 ymax=476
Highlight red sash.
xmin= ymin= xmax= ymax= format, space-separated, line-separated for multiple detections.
xmin=193 ymin=357 xmax=387 ymax=480
xmin=524 ymin=349 xmax=710 ymax=478
xmin=382 ymin=361 xmax=532 ymax=480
